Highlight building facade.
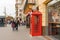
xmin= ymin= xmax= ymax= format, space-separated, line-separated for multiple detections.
xmin=15 ymin=0 xmax=26 ymax=23
xmin=15 ymin=0 xmax=60 ymax=35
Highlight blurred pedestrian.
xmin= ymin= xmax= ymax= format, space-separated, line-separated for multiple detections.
xmin=15 ymin=20 xmax=19 ymax=31
xmin=19 ymin=18 xmax=22 ymax=26
xmin=11 ymin=20 xmax=16 ymax=31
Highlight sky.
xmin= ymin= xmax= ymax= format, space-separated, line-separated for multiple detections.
xmin=0 ymin=0 xmax=16 ymax=18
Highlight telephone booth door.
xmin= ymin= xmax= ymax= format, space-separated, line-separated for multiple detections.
xmin=30 ymin=13 xmax=42 ymax=36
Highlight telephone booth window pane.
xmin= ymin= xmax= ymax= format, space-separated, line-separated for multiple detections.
xmin=34 ymin=16 xmax=38 ymax=32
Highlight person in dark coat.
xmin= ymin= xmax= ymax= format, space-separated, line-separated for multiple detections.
xmin=15 ymin=20 xmax=19 ymax=30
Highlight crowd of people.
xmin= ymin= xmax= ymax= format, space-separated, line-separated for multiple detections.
xmin=11 ymin=20 xmax=19 ymax=31
xmin=11 ymin=19 xmax=26 ymax=31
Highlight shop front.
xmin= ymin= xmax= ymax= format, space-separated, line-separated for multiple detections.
xmin=48 ymin=1 xmax=60 ymax=39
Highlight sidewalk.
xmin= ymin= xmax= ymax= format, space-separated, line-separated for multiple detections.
xmin=0 ymin=24 xmax=57 ymax=40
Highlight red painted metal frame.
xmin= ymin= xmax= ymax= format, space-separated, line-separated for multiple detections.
xmin=30 ymin=11 xmax=42 ymax=36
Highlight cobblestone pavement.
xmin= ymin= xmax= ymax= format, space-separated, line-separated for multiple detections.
xmin=0 ymin=24 xmax=58 ymax=40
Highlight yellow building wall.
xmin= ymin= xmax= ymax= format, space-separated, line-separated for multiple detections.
xmin=37 ymin=0 xmax=46 ymax=4
xmin=39 ymin=4 xmax=47 ymax=26
xmin=36 ymin=0 xmax=51 ymax=35
xmin=36 ymin=0 xmax=50 ymax=26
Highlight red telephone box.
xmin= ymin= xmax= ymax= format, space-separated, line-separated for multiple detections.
xmin=30 ymin=11 xmax=42 ymax=36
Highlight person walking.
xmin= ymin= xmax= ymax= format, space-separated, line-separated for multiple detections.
xmin=15 ymin=20 xmax=19 ymax=31
xmin=11 ymin=20 xmax=16 ymax=31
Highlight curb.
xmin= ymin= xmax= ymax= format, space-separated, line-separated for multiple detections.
xmin=43 ymin=36 xmax=52 ymax=40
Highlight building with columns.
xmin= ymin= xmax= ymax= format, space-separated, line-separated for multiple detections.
xmin=36 ymin=0 xmax=52 ymax=35
xmin=15 ymin=0 xmax=52 ymax=35
xmin=15 ymin=0 xmax=60 ymax=36
xmin=15 ymin=0 xmax=26 ymax=20
xmin=24 ymin=0 xmax=52 ymax=35
xmin=34 ymin=0 xmax=60 ymax=35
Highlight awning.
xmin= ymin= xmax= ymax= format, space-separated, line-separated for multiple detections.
xmin=48 ymin=0 xmax=60 ymax=6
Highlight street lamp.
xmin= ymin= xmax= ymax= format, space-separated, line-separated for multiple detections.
xmin=4 ymin=7 xmax=6 ymax=17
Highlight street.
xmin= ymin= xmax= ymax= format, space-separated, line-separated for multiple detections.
xmin=0 ymin=24 xmax=58 ymax=40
